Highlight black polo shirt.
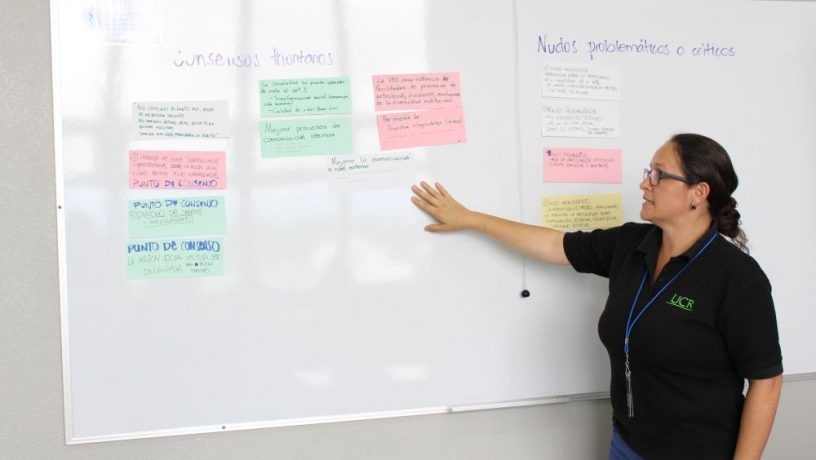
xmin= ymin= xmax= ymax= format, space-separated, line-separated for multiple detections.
xmin=564 ymin=222 xmax=782 ymax=460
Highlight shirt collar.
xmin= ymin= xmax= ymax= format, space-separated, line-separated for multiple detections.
xmin=636 ymin=222 xmax=719 ymax=261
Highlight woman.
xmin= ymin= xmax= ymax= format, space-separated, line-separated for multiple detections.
xmin=411 ymin=134 xmax=782 ymax=459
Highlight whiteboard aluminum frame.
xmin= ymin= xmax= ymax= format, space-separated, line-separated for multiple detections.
xmin=49 ymin=0 xmax=816 ymax=445
xmin=49 ymin=0 xmax=76 ymax=444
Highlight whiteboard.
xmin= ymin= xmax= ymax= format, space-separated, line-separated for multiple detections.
xmin=52 ymin=0 xmax=816 ymax=443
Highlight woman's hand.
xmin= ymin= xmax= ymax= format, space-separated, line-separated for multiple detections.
xmin=411 ymin=181 xmax=480 ymax=232
xmin=411 ymin=181 xmax=568 ymax=264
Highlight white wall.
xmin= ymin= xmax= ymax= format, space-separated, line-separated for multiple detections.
xmin=1 ymin=1 xmax=814 ymax=458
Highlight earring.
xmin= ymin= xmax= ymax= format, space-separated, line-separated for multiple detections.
xmin=691 ymin=203 xmax=698 ymax=210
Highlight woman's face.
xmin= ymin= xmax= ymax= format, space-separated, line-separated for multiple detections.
xmin=640 ymin=141 xmax=697 ymax=226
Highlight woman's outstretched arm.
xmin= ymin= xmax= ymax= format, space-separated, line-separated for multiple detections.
xmin=411 ymin=181 xmax=569 ymax=265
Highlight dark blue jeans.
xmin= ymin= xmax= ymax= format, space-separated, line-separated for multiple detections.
xmin=609 ymin=426 xmax=645 ymax=460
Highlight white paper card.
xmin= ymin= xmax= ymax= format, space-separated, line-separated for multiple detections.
xmin=541 ymin=100 xmax=620 ymax=138
xmin=133 ymin=101 xmax=230 ymax=139
xmin=326 ymin=153 xmax=415 ymax=192
xmin=542 ymin=63 xmax=621 ymax=100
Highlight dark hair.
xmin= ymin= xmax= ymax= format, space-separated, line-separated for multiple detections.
xmin=670 ymin=133 xmax=748 ymax=252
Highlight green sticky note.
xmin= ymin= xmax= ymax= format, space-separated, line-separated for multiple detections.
xmin=128 ymin=196 xmax=226 ymax=238
xmin=127 ymin=238 xmax=224 ymax=279
xmin=260 ymin=118 xmax=352 ymax=158
xmin=260 ymin=78 xmax=351 ymax=117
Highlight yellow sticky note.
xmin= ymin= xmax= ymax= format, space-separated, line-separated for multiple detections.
xmin=542 ymin=193 xmax=622 ymax=230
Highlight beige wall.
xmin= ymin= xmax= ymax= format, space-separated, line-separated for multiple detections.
xmin=1 ymin=2 xmax=813 ymax=458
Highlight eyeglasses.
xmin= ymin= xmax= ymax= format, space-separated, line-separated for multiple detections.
xmin=643 ymin=168 xmax=690 ymax=186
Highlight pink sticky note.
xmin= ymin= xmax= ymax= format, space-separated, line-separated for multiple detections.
xmin=377 ymin=108 xmax=467 ymax=151
xmin=543 ymin=147 xmax=622 ymax=183
xmin=373 ymin=72 xmax=461 ymax=111
xmin=129 ymin=150 xmax=226 ymax=189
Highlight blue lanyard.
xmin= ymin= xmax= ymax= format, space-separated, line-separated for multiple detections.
xmin=624 ymin=230 xmax=718 ymax=354
xmin=623 ymin=230 xmax=718 ymax=418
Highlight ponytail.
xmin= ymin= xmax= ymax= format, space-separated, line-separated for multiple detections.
xmin=716 ymin=197 xmax=747 ymax=252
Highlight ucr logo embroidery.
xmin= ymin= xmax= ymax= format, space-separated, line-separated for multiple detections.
xmin=667 ymin=293 xmax=694 ymax=311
